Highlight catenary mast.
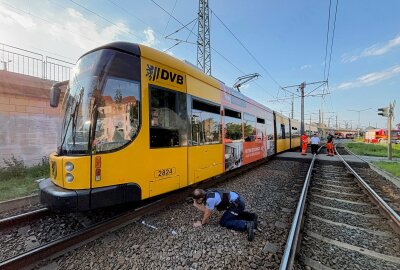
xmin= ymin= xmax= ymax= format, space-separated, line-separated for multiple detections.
xmin=197 ymin=0 xmax=211 ymax=75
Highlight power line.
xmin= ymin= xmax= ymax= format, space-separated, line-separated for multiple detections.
xmin=150 ymin=0 xmax=277 ymax=100
xmin=323 ymin=0 xmax=332 ymax=81
xmin=107 ymin=0 xmax=164 ymax=37
xmin=326 ymin=0 xmax=339 ymax=82
xmin=1 ymin=1 xmax=99 ymax=46
xmin=210 ymin=9 xmax=284 ymax=90
xmin=162 ymin=0 xmax=178 ymax=38
xmin=69 ymin=0 xmax=143 ymax=42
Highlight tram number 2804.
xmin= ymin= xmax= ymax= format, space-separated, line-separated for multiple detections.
xmin=154 ymin=167 xmax=176 ymax=178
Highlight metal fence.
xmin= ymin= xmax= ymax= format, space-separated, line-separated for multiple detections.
xmin=0 ymin=43 xmax=74 ymax=82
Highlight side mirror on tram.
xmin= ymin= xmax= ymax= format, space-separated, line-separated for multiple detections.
xmin=50 ymin=80 xmax=69 ymax=108
xmin=50 ymin=85 xmax=61 ymax=108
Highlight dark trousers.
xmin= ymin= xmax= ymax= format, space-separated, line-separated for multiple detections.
xmin=219 ymin=197 xmax=256 ymax=231
xmin=311 ymin=144 xmax=319 ymax=155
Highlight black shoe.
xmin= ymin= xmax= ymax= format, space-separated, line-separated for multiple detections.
xmin=253 ymin=214 xmax=258 ymax=229
xmin=246 ymin=221 xmax=255 ymax=241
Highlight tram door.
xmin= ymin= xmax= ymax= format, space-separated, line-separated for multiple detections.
xmin=188 ymin=97 xmax=224 ymax=184
xmin=148 ymin=85 xmax=188 ymax=196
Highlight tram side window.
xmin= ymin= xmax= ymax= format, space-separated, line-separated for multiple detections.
xmin=266 ymin=119 xmax=274 ymax=140
xmin=150 ymin=87 xmax=187 ymax=148
xmin=224 ymin=109 xmax=242 ymax=141
xmin=257 ymin=117 xmax=265 ymax=140
xmin=291 ymin=127 xmax=299 ymax=138
xmin=281 ymin=124 xmax=286 ymax=139
xmin=244 ymin=113 xmax=257 ymax=142
xmin=191 ymin=99 xmax=221 ymax=145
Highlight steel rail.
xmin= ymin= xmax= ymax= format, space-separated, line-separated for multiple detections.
xmin=343 ymin=144 xmax=400 ymax=181
xmin=334 ymin=145 xmax=400 ymax=228
xmin=0 ymin=208 xmax=49 ymax=230
xmin=279 ymin=144 xmax=324 ymax=270
xmin=0 ymin=158 xmax=268 ymax=270
xmin=0 ymin=197 xmax=177 ymax=270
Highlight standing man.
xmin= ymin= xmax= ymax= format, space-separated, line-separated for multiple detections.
xmin=192 ymin=189 xmax=257 ymax=241
xmin=326 ymin=133 xmax=334 ymax=156
xmin=301 ymin=133 xmax=309 ymax=155
xmin=310 ymin=133 xmax=320 ymax=155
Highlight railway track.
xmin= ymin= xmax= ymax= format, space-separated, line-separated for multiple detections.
xmin=0 ymin=159 xmax=269 ymax=270
xmin=281 ymin=144 xmax=400 ymax=270
xmin=0 ymin=208 xmax=50 ymax=231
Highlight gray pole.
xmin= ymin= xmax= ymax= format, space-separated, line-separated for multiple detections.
xmin=300 ymin=82 xmax=305 ymax=135
xmin=388 ymin=102 xmax=394 ymax=160
xmin=319 ymin=109 xmax=321 ymax=129
xmin=291 ymin=94 xmax=294 ymax=119
xmin=336 ymin=115 xmax=338 ymax=129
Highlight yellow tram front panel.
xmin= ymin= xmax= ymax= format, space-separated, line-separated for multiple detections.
xmin=62 ymin=156 xmax=91 ymax=190
xmin=49 ymin=153 xmax=65 ymax=188
xmin=49 ymin=153 xmax=91 ymax=190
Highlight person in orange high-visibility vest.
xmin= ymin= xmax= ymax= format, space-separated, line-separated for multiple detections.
xmin=301 ymin=133 xmax=309 ymax=155
xmin=326 ymin=133 xmax=334 ymax=156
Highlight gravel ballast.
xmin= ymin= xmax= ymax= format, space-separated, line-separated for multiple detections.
xmin=34 ymin=160 xmax=307 ymax=269
xmin=297 ymin=162 xmax=400 ymax=270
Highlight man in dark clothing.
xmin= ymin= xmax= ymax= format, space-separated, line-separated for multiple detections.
xmin=192 ymin=189 xmax=257 ymax=241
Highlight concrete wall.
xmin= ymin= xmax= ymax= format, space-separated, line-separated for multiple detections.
xmin=0 ymin=70 xmax=62 ymax=166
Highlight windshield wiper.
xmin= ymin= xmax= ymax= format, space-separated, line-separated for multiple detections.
xmin=59 ymin=87 xmax=84 ymax=152
xmin=71 ymin=87 xmax=84 ymax=146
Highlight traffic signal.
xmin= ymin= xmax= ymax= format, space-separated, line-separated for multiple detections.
xmin=378 ymin=107 xmax=389 ymax=117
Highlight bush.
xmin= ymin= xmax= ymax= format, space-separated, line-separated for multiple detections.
xmin=1 ymin=155 xmax=26 ymax=179
xmin=29 ymin=156 xmax=50 ymax=178
xmin=0 ymin=155 xmax=50 ymax=181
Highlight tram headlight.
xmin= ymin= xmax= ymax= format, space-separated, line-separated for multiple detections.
xmin=65 ymin=173 xmax=74 ymax=183
xmin=65 ymin=162 xmax=74 ymax=172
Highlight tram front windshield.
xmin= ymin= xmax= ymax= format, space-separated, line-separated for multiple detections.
xmin=58 ymin=49 xmax=141 ymax=155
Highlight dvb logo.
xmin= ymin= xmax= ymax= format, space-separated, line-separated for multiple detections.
xmin=146 ymin=64 xmax=184 ymax=85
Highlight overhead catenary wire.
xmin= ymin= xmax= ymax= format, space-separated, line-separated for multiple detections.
xmin=326 ymin=0 xmax=339 ymax=82
xmin=1 ymin=1 xmax=99 ymax=47
xmin=210 ymin=9 xmax=284 ymax=90
xmin=150 ymin=0 xmax=277 ymax=100
xmin=162 ymin=0 xmax=179 ymax=38
xmin=323 ymin=0 xmax=332 ymax=82
xmin=107 ymin=0 xmax=165 ymax=37
xmin=69 ymin=0 xmax=143 ymax=42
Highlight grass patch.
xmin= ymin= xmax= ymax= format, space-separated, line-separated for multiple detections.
xmin=372 ymin=161 xmax=400 ymax=177
xmin=345 ymin=142 xmax=400 ymax=158
xmin=0 ymin=156 xmax=49 ymax=202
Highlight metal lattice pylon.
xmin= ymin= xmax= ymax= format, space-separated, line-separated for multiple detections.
xmin=197 ymin=0 xmax=211 ymax=75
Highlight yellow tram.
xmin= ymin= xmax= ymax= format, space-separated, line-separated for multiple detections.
xmin=40 ymin=42 xmax=302 ymax=212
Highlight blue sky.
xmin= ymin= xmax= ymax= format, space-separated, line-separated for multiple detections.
xmin=1 ymin=0 xmax=399 ymax=129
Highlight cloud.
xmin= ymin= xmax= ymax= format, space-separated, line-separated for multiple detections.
xmin=0 ymin=3 xmax=153 ymax=60
xmin=342 ymin=34 xmax=400 ymax=63
xmin=142 ymin=28 xmax=158 ymax=47
xmin=300 ymin=64 xmax=312 ymax=70
xmin=0 ymin=5 xmax=36 ymax=30
xmin=361 ymin=35 xmax=400 ymax=57
xmin=341 ymin=54 xmax=359 ymax=63
xmin=48 ymin=8 xmax=131 ymax=51
xmin=336 ymin=65 xmax=400 ymax=90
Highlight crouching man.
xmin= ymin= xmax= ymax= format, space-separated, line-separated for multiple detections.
xmin=192 ymin=188 xmax=257 ymax=241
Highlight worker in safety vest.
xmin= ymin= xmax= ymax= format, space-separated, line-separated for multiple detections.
xmin=326 ymin=133 xmax=334 ymax=156
xmin=301 ymin=133 xmax=309 ymax=155
xmin=192 ymin=189 xmax=257 ymax=241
